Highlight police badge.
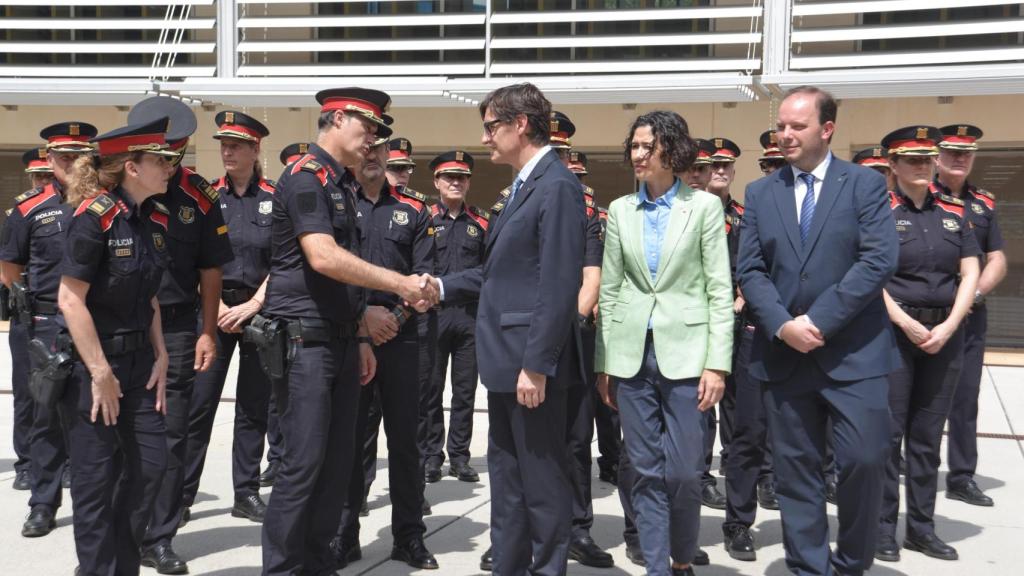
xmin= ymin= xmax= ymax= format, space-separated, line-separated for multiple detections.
xmin=153 ymin=233 xmax=166 ymax=251
xmin=259 ymin=200 xmax=273 ymax=215
xmin=942 ymin=218 xmax=960 ymax=232
xmin=392 ymin=211 xmax=409 ymax=226
xmin=971 ymin=203 xmax=984 ymax=215
xmin=467 ymin=225 xmax=478 ymax=237
xmin=178 ymin=205 xmax=195 ymax=224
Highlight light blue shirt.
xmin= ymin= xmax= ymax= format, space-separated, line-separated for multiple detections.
xmin=512 ymin=145 xmax=552 ymax=199
xmin=638 ymin=178 xmax=682 ymax=284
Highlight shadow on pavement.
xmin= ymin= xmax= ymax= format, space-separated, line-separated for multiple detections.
xmin=175 ymin=523 xmax=262 ymax=562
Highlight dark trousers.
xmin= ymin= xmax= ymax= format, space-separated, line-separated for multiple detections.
xmin=764 ymin=359 xmax=890 ymax=576
xmin=724 ymin=325 xmax=773 ymax=531
xmin=422 ymin=305 xmax=477 ymax=467
xmin=143 ymin=312 xmax=197 ymax=550
xmin=64 ymin=348 xmax=168 ymax=576
xmin=340 ymin=332 xmax=426 ymax=545
xmin=27 ymin=315 xmax=70 ymax=511
xmin=618 ymin=448 xmax=641 ymax=549
xmin=616 ymin=336 xmax=704 ymax=576
xmin=10 ymin=316 xmax=32 ymax=474
xmin=266 ymin=388 xmax=283 ymax=467
xmin=567 ymin=323 xmax=597 ymax=540
xmin=488 ymin=389 xmax=572 ymax=576
xmin=946 ymin=305 xmax=986 ymax=488
xmin=183 ymin=325 xmax=272 ymax=507
xmin=593 ymin=388 xmax=621 ymax=477
xmin=700 ymin=407 xmax=719 ymax=488
xmin=262 ymin=339 xmax=361 ymax=575
xmin=880 ymin=326 xmax=964 ymax=541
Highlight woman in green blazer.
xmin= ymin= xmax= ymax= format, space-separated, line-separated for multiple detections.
xmin=595 ymin=111 xmax=733 ymax=576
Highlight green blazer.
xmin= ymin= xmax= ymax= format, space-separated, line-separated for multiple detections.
xmin=595 ymin=183 xmax=734 ymax=380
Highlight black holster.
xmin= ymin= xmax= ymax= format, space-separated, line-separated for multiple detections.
xmin=0 ymin=285 xmax=10 ymax=321
xmin=10 ymin=279 xmax=33 ymax=324
xmin=28 ymin=334 xmax=73 ymax=410
xmin=244 ymin=314 xmax=294 ymax=381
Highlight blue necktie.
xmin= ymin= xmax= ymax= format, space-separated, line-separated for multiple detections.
xmin=508 ymin=177 xmax=523 ymax=207
xmin=799 ymin=172 xmax=816 ymax=245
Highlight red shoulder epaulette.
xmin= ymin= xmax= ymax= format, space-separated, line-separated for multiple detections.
xmin=430 ymin=204 xmax=440 ymax=218
xmin=213 ymin=176 xmax=228 ymax=192
xmin=934 ymin=192 xmax=964 ymax=218
xmin=598 ymin=207 xmax=608 ymax=221
xmin=291 ymin=154 xmax=328 ymax=187
xmin=467 ymin=205 xmax=490 ymax=230
xmin=888 ymin=190 xmax=902 ymax=210
xmin=16 ymin=184 xmax=58 ymax=217
xmin=149 ymin=200 xmax=169 ymax=230
xmin=731 ymin=199 xmax=745 ymax=215
xmin=258 ymin=178 xmax=276 ymax=194
xmin=74 ymin=192 xmax=121 ymax=232
xmin=178 ymin=168 xmax=216 ymax=215
xmin=582 ymin=184 xmax=595 ymax=200
xmin=969 ymin=186 xmax=995 ymax=210
xmin=390 ymin=185 xmax=425 ymax=212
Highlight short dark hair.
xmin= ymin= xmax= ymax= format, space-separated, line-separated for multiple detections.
xmin=478 ymin=83 xmax=551 ymax=147
xmin=623 ymin=111 xmax=697 ymax=173
xmin=317 ymin=110 xmax=339 ymax=132
xmin=783 ymin=85 xmax=838 ymax=125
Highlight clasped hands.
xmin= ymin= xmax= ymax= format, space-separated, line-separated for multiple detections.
xmin=780 ymin=314 xmax=825 ymax=353
xmin=397 ymin=273 xmax=441 ymax=312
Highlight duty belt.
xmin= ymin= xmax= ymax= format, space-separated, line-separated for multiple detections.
xmin=74 ymin=331 xmax=149 ymax=359
xmin=33 ymin=299 xmax=60 ymax=316
xmin=898 ymin=303 xmax=951 ymax=325
xmin=222 ymin=287 xmax=256 ymax=307
xmin=285 ymin=317 xmax=358 ymax=344
xmin=161 ymin=302 xmax=199 ymax=322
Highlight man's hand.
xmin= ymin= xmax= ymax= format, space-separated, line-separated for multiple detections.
xmin=919 ymin=320 xmax=955 ymax=355
xmin=90 ymin=365 xmax=122 ymax=426
xmin=516 ymin=368 xmax=547 ymax=409
xmin=218 ymin=299 xmax=262 ymax=334
xmin=148 ymin=350 xmax=169 ymax=415
xmin=358 ymin=342 xmax=377 ymax=386
xmin=899 ymin=318 xmax=931 ymax=347
xmin=697 ymin=369 xmax=726 ymax=412
xmin=733 ymin=295 xmax=746 ymax=316
xmin=396 ymin=273 xmax=437 ymax=312
xmin=194 ymin=332 xmax=216 ymax=372
xmin=596 ymin=373 xmax=617 ymax=411
xmin=364 ymin=305 xmax=399 ymax=345
xmin=779 ymin=318 xmax=825 ymax=353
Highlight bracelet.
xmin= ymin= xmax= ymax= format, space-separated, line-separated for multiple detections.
xmin=357 ymin=336 xmax=372 ymax=345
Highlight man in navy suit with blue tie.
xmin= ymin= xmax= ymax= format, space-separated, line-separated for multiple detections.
xmin=430 ymin=83 xmax=586 ymax=575
xmin=737 ymin=86 xmax=899 ymax=576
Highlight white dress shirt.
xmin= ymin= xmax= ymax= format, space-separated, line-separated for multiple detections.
xmin=791 ymin=151 xmax=833 ymax=223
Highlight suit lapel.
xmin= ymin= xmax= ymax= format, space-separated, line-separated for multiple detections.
xmin=801 ymin=160 xmax=848 ymax=263
xmin=772 ymin=168 xmax=802 ymax=260
xmin=485 ymin=151 xmax=556 ymax=251
xmin=653 ymin=186 xmax=694 ymax=287
xmin=625 ymin=194 xmax=654 ymax=291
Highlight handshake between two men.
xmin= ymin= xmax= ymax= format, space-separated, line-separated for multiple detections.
xmin=362 ymin=273 xmax=443 ymax=347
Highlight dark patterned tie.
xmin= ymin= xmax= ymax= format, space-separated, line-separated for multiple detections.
xmin=799 ymin=172 xmax=816 ymax=245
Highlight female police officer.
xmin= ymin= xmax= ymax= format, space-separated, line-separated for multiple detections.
xmin=875 ymin=126 xmax=980 ymax=564
xmin=57 ymin=117 xmax=177 ymax=575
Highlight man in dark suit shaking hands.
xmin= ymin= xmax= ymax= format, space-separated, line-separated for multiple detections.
xmin=429 ymin=83 xmax=586 ymax=575
xmin=737 ymin=86 xmax=899 ymax=576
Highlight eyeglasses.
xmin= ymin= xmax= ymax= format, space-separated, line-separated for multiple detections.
xmin=483 ymin=119 xmax=505 ymax=137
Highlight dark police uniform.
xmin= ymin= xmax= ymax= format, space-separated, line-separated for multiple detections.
xmin=337 ymin=182 xmax=434 ymax=552
xmin=0 ymin=180 xmax=73 ymax=528
xmin=879 ymin=178 xmax=980 ymax=553
xmin=589 ymin=202 xmax=622 ymax=485
xmin=935 ymin=125 xmax=1006 ymax=499
xmin=142 ymin=163 xmax=233 ymax=553
xmin=183 ymin=172 xmax=277 ymax=513
xmin=260 ymin=140 xmax=368 ymax=575
xmin=423 ymin=201 xmax=488 ymax=473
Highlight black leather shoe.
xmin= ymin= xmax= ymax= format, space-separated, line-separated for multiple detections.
xmin=329 ymin=537 xmax=362 ymax=569
xmin=904 ymin=532 xmax=958 ymax=561
xmin=701 ymin=483 xmax=727 ymax=509
xmin=61 ymin=466 xmax=71 ymax=489
xmin=391 ymin=538 xmax=439 ymax=569
xmin=422 ymin=498 xmax=432 ymax=516
xmin=671 ymin=566 xmax=695 ymax=576
xmin=947 ymin=479 xmax=994 ymax=507
xmin=693 ymin=548 xmax=709 ymax=566
xmin=141 ymin=543 xmax=189 ymax=575
xmin=448 ymin=462 xmax=480 ymax=482
xmin=757 ymin=480 xmax=779 ymax=510
xmin=22 ymin=506 xmax=56 ymax=538
xmin=625 ymin=544 xmax=646 ymax=566
xmin=12 ymin=469 xmax=31 ymax=491
xmin=258 ymin=462 xmax=278 ymax=488
xmin=425 ymin=461 xmax=442 ymax=483
xmin=569 ymin=536 xmax=614 ymax=568
xmin=480 ymin=547 xmax=493 ymax=571
xmin=825 ymin=478 xmax=838 ymax=505
xmin=231 ymin=494 xmax=267 ymax=523
xmin=874 ymin=535 xmax=900 ymax=562
xmin=598 ymin=466 xmax=618 ymax=486
xmin=724 ymin=525 xmax=756 ymax=561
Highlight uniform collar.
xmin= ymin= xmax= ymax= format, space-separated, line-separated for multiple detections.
xmin=111 ymin=185 xmax=139 ymax=218
xmin=933 ymin=176 xmax=972 ymax=198
xmin=308 ymin=142 xmax=344 ymax=186
xmin=437 ymin=201 xmax=465 ymax=219
xmin=224 ymin=173 xmax=261 ymax=197
xmin=895 ymin=185 xmax=934 ymax=212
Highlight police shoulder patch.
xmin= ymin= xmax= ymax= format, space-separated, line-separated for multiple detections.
xmin=191 ymin=173 xmax=219 ymax=205
xmin=468 ymin=205 xmax=490 ymax=230
xmin=295 ymin=157 xmax=328 ymax=187
xmin=936 ymin=192 xmax=963 ymax=206
xmin=259 ymin=178 xmax=277 ymax=194
xmin=498 ymin=186 xmax=511 ymax=199
xmin=4 ymin=208 xmax=11 ymax=217
xmin=468 ymin=204 xmax=490 ymax=221
xmin=973 ymin=187 xmax=995 ymax=200
xmin=582 ymin=184 xmax=595 ymax=198
xmin=391 ymin=186 xmax=426 ymax=212
xmin=490 ymin=200 xmax=505 ymax=214
xmin=970 ymin=187 xmax=995 ymax=210
xmin=13 ymin=187 xmax=42 ymax=205
xmin=76 ymin=193 xmax=120 ymax=232
xmin=934 ymin=193 xmax=964 ymax=218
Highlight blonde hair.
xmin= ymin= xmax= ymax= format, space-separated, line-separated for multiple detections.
xmin=65 ymin=152 xmax=141 ymax=208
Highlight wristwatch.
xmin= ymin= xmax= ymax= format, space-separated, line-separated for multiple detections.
xmin=973 ymin=290 xmax=985 ymax=306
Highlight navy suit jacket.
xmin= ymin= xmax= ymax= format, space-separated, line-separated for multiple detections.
xmin=442 ymin=150 xmax=585 ymax=393
xmin=737 ymin=156 xmax=899 ymax=383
